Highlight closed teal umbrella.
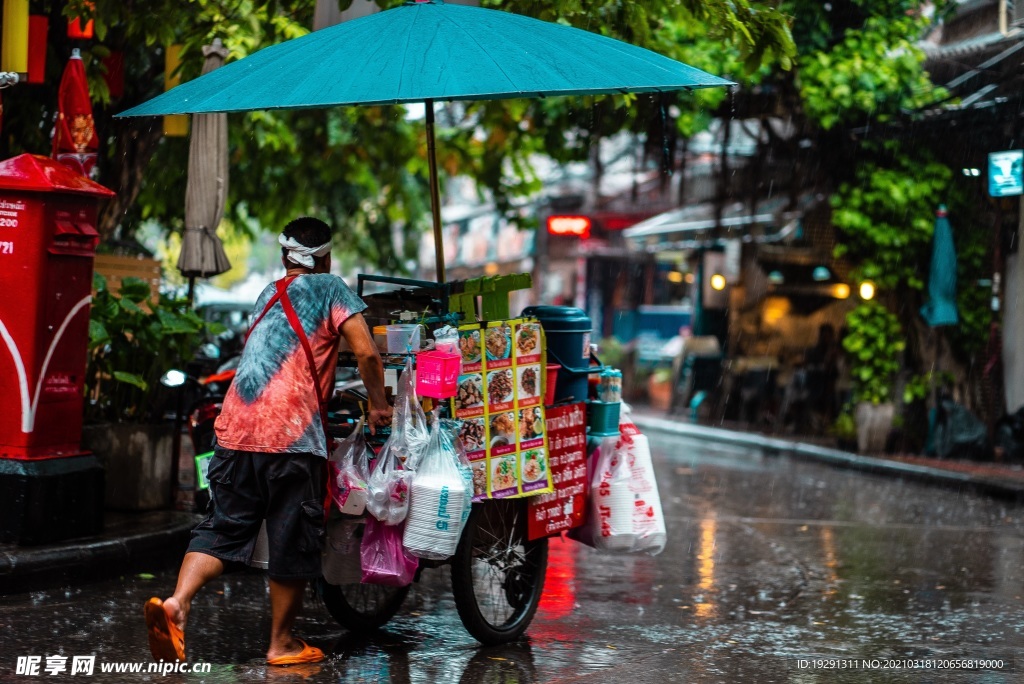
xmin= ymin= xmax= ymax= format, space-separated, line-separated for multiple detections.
xmin=920 ymin=205 xmax=959 ymax=327
xmin=118 ymin=0 xmax=731 ymax=281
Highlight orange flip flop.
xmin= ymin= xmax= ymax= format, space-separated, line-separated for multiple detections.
xmin=144 ymin=597 xmax=186 ymax=662
xmin=266 ymin=639 xmax=324 ymax=666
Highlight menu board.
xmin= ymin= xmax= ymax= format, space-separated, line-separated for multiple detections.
xmin=528 ymin=403 xmax=588 ymax=540
xmin=452 ymin=318 xmax=553 ymax=500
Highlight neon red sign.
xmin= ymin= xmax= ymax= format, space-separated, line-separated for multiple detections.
xmin=547 ymin=215 xmax=591 ymax=239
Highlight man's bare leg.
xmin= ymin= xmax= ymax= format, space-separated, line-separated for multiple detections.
xmin=265 ymin=577 xmax=307 ymax=661
xmin=162 ymin=551 xmax=226 ymax=633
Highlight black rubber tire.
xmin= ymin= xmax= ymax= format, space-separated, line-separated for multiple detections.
xmin=450 ymin=500 xmax=548 ymax=645
xmin=316 ymin=577 xmax=410 ymax=631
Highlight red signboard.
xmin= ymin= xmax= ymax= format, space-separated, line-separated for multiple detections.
xmin=546 ymin=215 xmax=591 ymax=239
xmin=528 ymin=402 xmax=589 ymax=540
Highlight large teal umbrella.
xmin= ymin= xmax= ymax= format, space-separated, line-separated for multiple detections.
xmin=119 ymin=0 xmax=731 ymax=281
xmin=920 ymin=205 xmax=959 ymax=327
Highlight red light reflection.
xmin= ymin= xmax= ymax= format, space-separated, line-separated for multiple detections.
xmin=537 ymin=536 xmax=576 ymax=620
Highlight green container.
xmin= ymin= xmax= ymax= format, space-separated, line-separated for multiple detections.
xmin=587 ymin=400 xmax=621 ymax=437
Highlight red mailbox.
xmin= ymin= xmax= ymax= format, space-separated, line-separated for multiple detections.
xmin=0 ymin=154 xmax=113 ymax=544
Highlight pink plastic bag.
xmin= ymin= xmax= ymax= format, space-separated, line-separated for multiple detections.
xmin=360 ymin=517 xmax=418 ymax=586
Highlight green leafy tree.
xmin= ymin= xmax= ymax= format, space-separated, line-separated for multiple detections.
xmin=798 ymin=15 xmax=942 ymax=130
xmin=1 ymin=0 xmax=794 ymax=271
xmin=842 ymin=302 xmax=905 ymax=405
xmin=830 ymin=145 xmax=952 ymax=291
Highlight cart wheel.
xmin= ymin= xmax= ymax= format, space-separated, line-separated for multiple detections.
xmin=316 ymin=577 xmax=410 ymax=631
xmin=450 ymin=500 xmax=548 ymax=645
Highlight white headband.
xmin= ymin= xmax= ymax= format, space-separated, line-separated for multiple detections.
xmin=279 ymin=234 xmax=331 ymax=268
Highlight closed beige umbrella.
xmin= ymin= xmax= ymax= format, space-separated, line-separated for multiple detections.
xmin=178 ymin=38 xmax=231 ymax=303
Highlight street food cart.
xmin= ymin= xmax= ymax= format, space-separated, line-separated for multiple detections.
xmin=318 ymin=273 xmax=594 ymax=644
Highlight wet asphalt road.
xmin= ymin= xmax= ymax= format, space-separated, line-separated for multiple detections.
xmin=3 ymin=432 xmax=1024 ymax=683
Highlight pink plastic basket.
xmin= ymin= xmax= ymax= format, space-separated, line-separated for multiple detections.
xmin=416 ymin=351 xmax=461 ymax=399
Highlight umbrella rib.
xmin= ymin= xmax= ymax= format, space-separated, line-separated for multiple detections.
xmin=394 ymin=7 xmax=421 ymax=99
xmin=439 ymin=9 xmax=520 ymax=94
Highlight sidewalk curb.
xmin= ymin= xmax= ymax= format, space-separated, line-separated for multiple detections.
xmin=633 ymin=415 xmax=1024 ymax=501
xmin=0 ymin=512 xmax=201 ymax=595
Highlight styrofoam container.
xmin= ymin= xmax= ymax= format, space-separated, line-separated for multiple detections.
xmin=403 ymin=475 xmax=467 ymax=560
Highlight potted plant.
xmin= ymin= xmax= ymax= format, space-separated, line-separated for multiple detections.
xmin=842 ymin=302 xmax=904 ymax=453
xmin=83 ymin=274 xmax=213 ymax=510
xmin=831 ymin=409 xmax=858 ymax=452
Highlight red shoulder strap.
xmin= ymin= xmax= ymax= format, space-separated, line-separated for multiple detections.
xmin=277 ymin=280 xmax=331 ymax=441
xmin=245 ymin=275 xmax=296 ymax=344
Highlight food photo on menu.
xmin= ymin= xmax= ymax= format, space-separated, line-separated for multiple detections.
xmin=456 ymin=373 xmax=484 ymax=410
xmin=521 ymin=449 xmax=547 ymax=483
xmin=487 ymin=368 xmax=514 ymax=405
xmin=459 ymin=329 xmax=482 ymax=364
xmin=515 ymin=322 xmax=540 ymax=357
xmin=490 ymin=411 xmax=517 ymax=448
xmin=491 ymin=455 xmax=519 ymax=495
xmin=458 ymin=418 xmax=486 ymax=453
xmin=517 ymin=364 xmax=540 ymax=400
xmin=470 ymin=460 xmax=488 ymax=499
xmin=519 ymin=407 xmax=544 ymax=442
xmin=485 ymin=324 xmax=512 ymax=360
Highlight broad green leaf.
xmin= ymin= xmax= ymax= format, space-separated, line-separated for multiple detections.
xmin=113 ymin=371 xmax=148 ymax=392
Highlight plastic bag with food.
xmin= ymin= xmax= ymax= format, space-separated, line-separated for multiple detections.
xmin=366 ymin=424 xmax=413 ymax=525
xmin=327 ymin=418 xmax=370 ymax=517
xmin=403 ymin=412 xmax=470 ymax=560
xmin=393 ymin=357 xmax=431 ymax=470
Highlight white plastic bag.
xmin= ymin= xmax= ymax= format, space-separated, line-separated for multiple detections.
xmin=366 ymin=360 xmax=430 ymax=525
xmin=403 ymin=412 xmax=469 ymax=560
xmin=589 ymin=434 xmax=637 ymax=551
xmin=618 ymin=426 xmax=666 ymax=555
xmin=366 ymin=432 xmax=413 ymax=526
xmin=328 ymin=418 xmax=370 ymax=517
xmin=571 ymin=406 xmax=666 ymax=555
xmin=392 ymin=357 xmax=430 ymax=470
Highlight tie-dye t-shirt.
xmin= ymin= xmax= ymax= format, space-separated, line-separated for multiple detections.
xmin=215 ymin=274 xmax=367 ymax=457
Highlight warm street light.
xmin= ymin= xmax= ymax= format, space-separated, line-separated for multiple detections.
xmin=832 ymin=283 xmax=851 ymax=299
xmin=667 ymin=271 xmax=684 ymax=283
xmin=859 ymin=281 xmax=876 ymax=300
xmin=710 ymin=273 xmax=727 ymax=291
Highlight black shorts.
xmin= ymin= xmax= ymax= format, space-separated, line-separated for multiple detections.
xmin=188 ymin=447 xmax=325 ymax=580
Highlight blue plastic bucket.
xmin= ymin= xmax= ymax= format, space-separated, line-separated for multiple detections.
xmin=522 ymin=306 xmax=593 ymax=403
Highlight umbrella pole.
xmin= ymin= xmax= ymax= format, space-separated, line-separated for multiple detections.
xmin=186 ymin=276 xmax=196 ymax=308
xmin=425 ymin=99 xmax=445 ymax=284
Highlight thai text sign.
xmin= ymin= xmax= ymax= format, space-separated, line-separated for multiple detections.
xmin=528 ymin=403 xmax=588 ymax=540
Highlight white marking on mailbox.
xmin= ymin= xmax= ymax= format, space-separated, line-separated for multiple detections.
xmin=0 ymin=295 xmax=91 ymax=432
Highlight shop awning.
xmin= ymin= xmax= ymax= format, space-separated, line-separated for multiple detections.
xmin=622 ymin=195 xmax=814 ymax=252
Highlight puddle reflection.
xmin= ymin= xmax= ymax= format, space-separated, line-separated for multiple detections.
xmin=694 ymin=516 xmax=717 ymax=619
